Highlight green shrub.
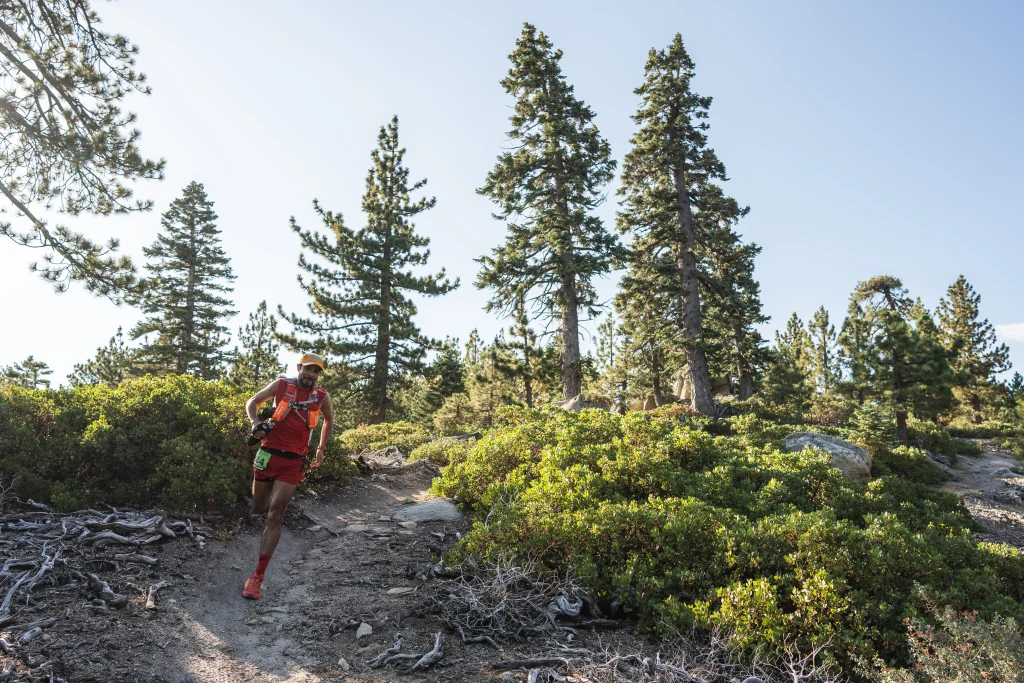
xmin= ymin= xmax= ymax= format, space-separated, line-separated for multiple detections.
xmin=850 ymin=403 xmax=894 ymax=457
xmin=808 ymin=394 xmax=857 ymax=427
xmin=409 ymin=437 xmax=473 ymax=466
xmin=868 ymin=602 xmax=1023 ymax=683
xmin=907 ymin=418 xmax=958 ymax=458
xmin=0 ymin=376 xmax=355 ymax=510
xmin=434 ymin=407 xmax=1024 ymax=671
xmin=952 ymin=438 xmax=982 ymax=456
xmin=946 ymin=420 xmax=1016 ymax=440
xmin=336 ymin=421 xmax=430 ymax=455
xmin=872 ymin=446 xmax=947 ymax=484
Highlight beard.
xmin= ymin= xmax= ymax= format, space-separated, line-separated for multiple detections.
xmin=299 ymin=375 xmax=315 ymax=388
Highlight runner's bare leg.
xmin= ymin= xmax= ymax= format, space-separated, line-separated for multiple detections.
xmin=252 ymin=478 xmax=274 ymax=515
xmin=259 ymin=479 xmax=298 ymax=557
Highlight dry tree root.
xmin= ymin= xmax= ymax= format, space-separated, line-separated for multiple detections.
xmin=145 ymin=581 xmax=172 ymax=610
xmin=366 ymin=632 xmax=445 ymax=672
xmin=0 ymin=497 xmax=209 ymax=678
xmin=367 ymin=633 xmax=404 ymax=668
xmin=410 ymin=631 xmax=444 ymax=671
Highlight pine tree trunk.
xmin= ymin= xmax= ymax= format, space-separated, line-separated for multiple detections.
xmin=970 ymin=392 xmax=982 ymax=424
xmin=180 ymin=222 xmax=197 ymax=375
xmin=672 ymin=159 xmax=714 ymax=416
xmin=560 ymin=266 xmax=582 ymax=401
xmin=896 ymin=409 xmax=909 ymax=445
xmin=733 ymin=323 xmax=755 ymax=400
xmin=371 ymin=239 xmax=392 ymax=424
xmin=651 ymin=349 xmax=665 ymax=406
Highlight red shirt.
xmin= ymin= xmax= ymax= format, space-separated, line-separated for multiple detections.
xmin=262 ymin=379 xmax=327 ymax=457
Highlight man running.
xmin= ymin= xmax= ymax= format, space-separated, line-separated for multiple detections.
xmin=242 ymin=352 xmax=334 ymax=600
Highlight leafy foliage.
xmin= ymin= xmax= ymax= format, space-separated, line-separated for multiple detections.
xmin=434 ymin=407 xmax=1023 ymax=670
xmin=0 ymin=376 xmax=354 ymax=511
xmin=409 ymin=437 xmax=474 ymax=466
xmin=336 ymin=421 xmax=430 ymax=456
xmin=0 ymin=0 xmax=165 ymax=298
xmin=2 ymin=355 xmax=53 ymax=389
xmin=67 ymin=327 xmax=139 ymax=387
xmin=228 ymin=300 xmax=284 ymax=389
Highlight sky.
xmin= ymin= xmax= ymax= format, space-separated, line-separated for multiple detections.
xmin=1 ymin=1 xmax=1021 ymax=385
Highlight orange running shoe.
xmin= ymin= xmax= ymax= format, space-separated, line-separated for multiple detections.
xmin=242 ymin=572 xmax=264 ymax=600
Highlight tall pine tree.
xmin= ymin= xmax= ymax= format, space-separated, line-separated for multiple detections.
xmin=762 ymin=313 xmax=812 ymax=414
xmin=132 ymin=182 xmax=236 ymax=378
xmin=229 ymin=301 xmax=284 ymax=389
xmin=807 ymin=306 xmax=841 ymax=394
xmin=839 ymin=299 xmax=873 ymax=404
xmin=618 ymin=34 xmax=734 ymax=415
xmin=279 ymin=117 xmax=457 ymax=423
xmin=936 ymin=275 xmax=1011 ymax=423
xmin=477 ymin=24 xmax=618 ymax=402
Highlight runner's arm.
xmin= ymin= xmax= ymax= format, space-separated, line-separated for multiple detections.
xmin=245 ymin=379 xmax=281 ymax=436
xmin=311 ymin=393 xmax=334 ymax=468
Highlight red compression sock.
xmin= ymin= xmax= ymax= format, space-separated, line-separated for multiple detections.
xmin=256 ymin=553 xmax=271 ymax=575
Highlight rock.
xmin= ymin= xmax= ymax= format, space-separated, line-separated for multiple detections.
xmin=783 ymin=432 xmax=872 ymax=483
xmin=392 ymin=499 xmax=463 ymax=523
xmin=991 ymin=467 xmax=1022 ymax=479
xmin=553 ymin=394 xmax=611 ymax=412
xmin=398 ymin=521 xmax=417 ymax=529
xmin=741 ymin=678 xmax=765 ymax=683
xmin=337 ymin=657 xmax=350 ymax=671
xmin=356 ymin=622 xmax=372 ymax=640
xmin=344 ymin=524 xmax=372 ymax=533
xmin=378 ymin=515 xmax=391 ymax=522
xmin=386 ymin=587 xmax=415 ymax=595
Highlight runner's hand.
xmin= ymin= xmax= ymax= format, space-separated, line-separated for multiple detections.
xmin=311 ymin=446 xmax=326 ymax=469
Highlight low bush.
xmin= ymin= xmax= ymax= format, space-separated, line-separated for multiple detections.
xmin=434 ymin=407 xmax=1024 ymax=672
xmin=872 ymin=446 xmax=947 ymax=485
xmin=336 ymin=421 xmax=430 ymax=455
xmin=0 ymin=376 xmax=355 ymax=511
xmin=946 ymin=420 xmax=1016 ymax=440
xmin=867 ymin=600 xmax=1023 ymax=683
xmin=409 ymin=437 xmax=474 ymax=466
xmin=808 ymin=394 xmax=857 ymax=427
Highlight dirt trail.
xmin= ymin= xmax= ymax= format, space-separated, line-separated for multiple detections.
xmin=933 ymin=443 xmax=1024 ymax=549
xmin=42 ymin=468 xmax=481 ymax=683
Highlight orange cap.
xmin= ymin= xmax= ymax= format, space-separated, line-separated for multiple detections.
xmin=298 ymin=352 xmax=326 ymax=371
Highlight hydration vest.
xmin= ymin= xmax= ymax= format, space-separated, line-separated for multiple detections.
xmin=270 ymin=378 xmax=321 ymax=429
xmin=262 ymin=378 xmax=327 ymax=456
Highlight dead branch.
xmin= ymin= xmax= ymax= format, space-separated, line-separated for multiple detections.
xmin=489 ymin=657 xmax=570 ymax=671
xmin=145 ymin=581 xmax=171 ymax=610
xmin=410 ymin=631 xmax=444 ymax=671
xmin=367 ymin=634 xmax=404 ymax=668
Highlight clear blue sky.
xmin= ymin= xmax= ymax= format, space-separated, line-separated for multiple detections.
xmin=2 ymin=1 xmax=1021 ymax=384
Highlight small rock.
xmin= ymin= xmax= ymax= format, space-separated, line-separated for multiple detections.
xmin=378 ymin=515 xmax=391 ymax=522
xmin=398 ymin=521 xmax=417 ymax=529
xmin=308 ymin=525 xmax=322 ymax=532
xmin=393 ymin=499 xmax=463 ymax=523
xmin=344 ymin=524 xmax=372 ymax=533
xmin=356 ymin=622 xmax=373 ymax=640
xmin=992 ymin=467 xmax=1022 ymax=479
xmin=245 ymin=619 xmax=258 ymax=626
xmin=338 ymin=657 xmax=350 ymax=671
xmin=259 ymin=616 xmax=275 ymax=624
xmin=386 ymin=587 xmax=415 ymax=595
xmin=231 ymin=565 xmax=242 ymax=571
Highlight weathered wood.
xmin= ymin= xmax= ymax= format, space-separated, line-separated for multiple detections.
xmin=145 ymin=581 xmax=171 ymax=610
xmin=112 ymin=554 xmax=159 ymax=566
xmin=86 ymin=573 xmax=126 ymax=607
xmin=410 ymin=632 xmax=444 ymax=671
xmin=367 ymin=634 xmax=403 ymax=668
xmin=489 ymin=657 xmax=569 ymax=671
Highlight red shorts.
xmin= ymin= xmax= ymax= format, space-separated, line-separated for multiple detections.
xmin=253 ymin=449 xmax=306 ymax=486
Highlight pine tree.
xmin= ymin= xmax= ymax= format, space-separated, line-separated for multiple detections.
xmin=68 ymin=328 xmax=138 ymax=386
xmin=761 ymin=313 xmax=812 ymax=413
xmin=1008 ymin=372 xmax=1023 ymax=401
xmin=477 ymin=23 xmax=618 ymax=402
xmin=937 ymin=275 xmax=1012 ymax=423
xmin=3 ymin=356 xmax=53 ymax=389
xmin=855 ymin=276 xmax=957 ymax=444
xmin=131 ymin=182 xmax=236 ymax=378
xmin=0 ymin=2 xmax=164 ymax=299
xmin=229 ymin=301 xmax=284 ymax=389
xmin=807 ymin=306 xmax=841 ymax=394
xmin=594 ymin=311 xmax=628 ymax=411
xmin=909 ymin=301 xmax=958 ymax=422
xmin=616 ymin=255 xmax=678 ymax=408
xmin=698 ymin=203 xmax=767 ymax=400
xmin=491 ymin=295 xmax=553 ymax=408
xmin=618 ymin=35 xmax=743 ymax=416
xmin=839 ymin=299 xmax=873 ymax=404
xmin=279 ymin=117 xmax=457 ymax=423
